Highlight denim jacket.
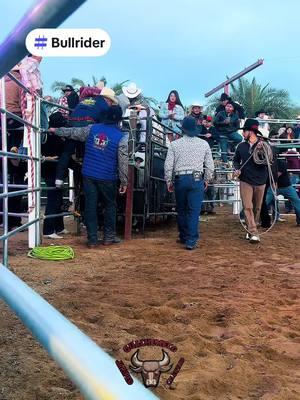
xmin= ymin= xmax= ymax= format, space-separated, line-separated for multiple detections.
xmin=159 ymin=102 xmax=185 ymax=134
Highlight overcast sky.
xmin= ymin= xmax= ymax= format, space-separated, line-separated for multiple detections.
xmin=2 ymin=0 xmax=300 ymax=106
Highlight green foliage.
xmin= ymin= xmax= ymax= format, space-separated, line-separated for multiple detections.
xmin=50 ymin=78 xmax=160 ymax=108
xmin=111 ymin=80 xmax=130 ymax=95
xmin=205 ymin=77 xmax=296 ymax=119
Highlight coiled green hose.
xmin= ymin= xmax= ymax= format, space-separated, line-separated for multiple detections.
xmin=28 ymin=245 xmax=75 ymax=261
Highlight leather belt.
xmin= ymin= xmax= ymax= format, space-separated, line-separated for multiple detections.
xmin=175 ymin=170 xmax=202 ymax=176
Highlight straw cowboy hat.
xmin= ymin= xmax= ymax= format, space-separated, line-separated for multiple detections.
xmin=122 ymin=82 xmax=142 ymax=99
xmin=100 ymin=87 xmax=118 ymax=104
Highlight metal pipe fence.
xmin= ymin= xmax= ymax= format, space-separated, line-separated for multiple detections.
xmin=0 ymin=265 xmax=159 ymax=400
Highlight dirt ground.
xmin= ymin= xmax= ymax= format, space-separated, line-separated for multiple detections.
xmin=0 ymin=210 xmax=299 ymax=400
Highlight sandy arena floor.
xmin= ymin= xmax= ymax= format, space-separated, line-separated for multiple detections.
xmin=0 ymin=211 xmax=299 ymax=400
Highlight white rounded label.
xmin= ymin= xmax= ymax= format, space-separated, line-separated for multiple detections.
xmin=26 ymin=29 xmax=111 ymax=57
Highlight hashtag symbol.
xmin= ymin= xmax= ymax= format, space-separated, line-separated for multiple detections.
xmin=34 ymin=35 xmax=47 ymax=49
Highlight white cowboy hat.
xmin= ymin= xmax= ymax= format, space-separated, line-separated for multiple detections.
xmin=122 ymin=82 xmax=142 ymax=99
xmin=191 ymin=102 xmax=202 ymax=108
xmin=100 ymin=87 xmax=118 ymax=104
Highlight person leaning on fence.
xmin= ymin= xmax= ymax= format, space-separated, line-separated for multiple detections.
xmin=55 ymin=87 xmax=117 ymax=188
xmin=266 ymin=158 xmax=300 ymax=227
xmin=233 ymin=118 xmax=273 ymax=243
xmin=214 ymin=101 xmax=242 ymax=163
xmin=58 ymin=85 xmax=79 ymax=118
xmin=0 ymin=64 xmax=26 ymax=231
xmin=48 ymin=106 xmax=128 ymax=248
xmin=158 ymin=90 xmax=185 ymax=143
xmin=122 ymin=82 xmax=155 ymax=146
xmin=164 ymin=116 xmax=214 ymax=250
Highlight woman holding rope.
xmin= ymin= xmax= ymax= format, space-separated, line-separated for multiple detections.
xmin=233 ymin=119 xmax=274 ymax=243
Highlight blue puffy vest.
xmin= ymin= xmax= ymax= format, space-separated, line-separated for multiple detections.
xmin=82 ymin=124 xmax=123 ymax=181
xmin=70 ymin=95 xmax=109 ymax=122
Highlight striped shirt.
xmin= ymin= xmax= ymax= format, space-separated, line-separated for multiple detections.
xmin=164 ymin=136 xmax=214 ymax=182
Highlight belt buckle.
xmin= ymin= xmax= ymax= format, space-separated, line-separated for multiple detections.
xmin=193 ymin=171 xmax=201 ymax=181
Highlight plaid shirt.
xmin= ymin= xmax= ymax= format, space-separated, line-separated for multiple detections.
xmin=164 ymin=136 xmax=214 ymax=182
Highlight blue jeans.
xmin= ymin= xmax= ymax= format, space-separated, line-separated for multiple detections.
xmin=83 ymin=177 xmax=117 ymax=244
xmin=266 ymin=186 xmax=300 ymax=225
xmin=174 ymin=175 xmax=204 ymax=247
xmin=219 ymin=132 xmax=242 ymax=162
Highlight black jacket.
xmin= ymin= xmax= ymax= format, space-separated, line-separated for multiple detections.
xmin=233 ymin=141 xmax=269 ymax=185
xmin=215 ymin=102 xmax=245 ymax=119
xmin=214 ymin=111 xmax=240 ymax=135
xmin=199 ymin=126 xmax=220 ymax=148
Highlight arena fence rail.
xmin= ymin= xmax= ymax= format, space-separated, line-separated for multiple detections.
xmin=0 ymin=264 xmax=159 ymax=400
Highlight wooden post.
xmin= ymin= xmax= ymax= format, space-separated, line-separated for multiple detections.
xmin=224 ymin=84 xmax=229 ymax=96
xmin=124 ymin=110 xmax=137 ymax=240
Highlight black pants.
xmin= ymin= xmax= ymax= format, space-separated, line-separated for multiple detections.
xmin=83 ymin=177 xmax=117 ymax=244
xmin=55 ymin=121 xmax=87 ymax=181
xmin=260 ymin=185 xmax=271 ymax=228
xmin=43 ymin=176 xmax=64 ymax=235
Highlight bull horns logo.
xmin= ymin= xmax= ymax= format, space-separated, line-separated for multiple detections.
xmin=129 ymin=349 xmax=173 ymax=388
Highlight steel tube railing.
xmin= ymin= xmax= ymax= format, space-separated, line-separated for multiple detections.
xmin=0 ymin=218 xmax=39 ymax=241
xmin=0 ymin=150 xmax=39 ymax=161
xmin=0 ymin=188 xmax=39 ymax=199
xmin=1 ymin=78 xmax=8 ymax=265
xmin=0 ymin=265 xmax=159 ymax=400
xmin=0 ymin=107 xmax=39 ymax=130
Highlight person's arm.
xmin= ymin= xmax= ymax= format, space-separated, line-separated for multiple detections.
xmin=214 ymin=112 xmax=227 ymax=127
xmin=118 ymin=134 xmax=129 ymax=193
xmin=233 ymin=144 xmax=242 ymax=171
xmin=174 ymin=105 xmax=185 ymax=121
xmin=164 ymin=144 xmax=175 ymax=191
xmin=52 ymin=126 xmax=90 ymax=142
xmin=203 ymin=144 xmax=214 ymax=184
xmin=158 ymin=103 xmax=170 ymax=120
xmin=231 ymin=114 xmax=240 ymax=130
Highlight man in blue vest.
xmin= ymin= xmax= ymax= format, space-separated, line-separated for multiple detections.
xmin=49 ymin=106 xmax=128 ymax=248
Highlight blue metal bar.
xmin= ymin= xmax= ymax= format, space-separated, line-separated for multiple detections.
xmin=0 ymin=150 xmax=39 ymax=161
xmin=1 ymin=78 xmax=8 ymax=265
xmin=0 ymin=107 xmax=39 ymax=130
xmin=0 ymin=218 xmax=39 ymax=241
xmin=0 ymin=265 xmax=159 ymax=400
xmin=0 ymin=0 xmax=87 ymax=78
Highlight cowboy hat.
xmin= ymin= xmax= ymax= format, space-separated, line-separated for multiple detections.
xmin=241 ymin=118 xmax=263 ymax=136
xmin=100 ymin=87 xmax=118 ymax=104
xmin=191 ymin=101 xmax=202 ymax=108
xmin=122 ymin=82 xmax=142 ymax=99
xmin=182 ymin=116 xmax=198 ymax=137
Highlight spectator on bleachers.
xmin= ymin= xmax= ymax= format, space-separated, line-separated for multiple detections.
xmin=189 ymin=102 xmax=204 ymax=132
xmin=201 ymin=115 xmax=220 ymax=148
xmin=214 ymin=101 xmax=242 ymax=163
xmin=255 ymin=110 xmax=270 ymax=137
xmin=215 ymin=93 xmax=245 ymax=120
xmin=293 ymin=118 xmax=300 ymax=139
xmin=58 ymin=85 xmax=79 ymax=117
xmin=266 ymin=158 xmax=300 ymax=227
xmin=159 ymin=90 xmax=185 ymax=142
xmin=122 ymin=82 xmax=155 ymax=145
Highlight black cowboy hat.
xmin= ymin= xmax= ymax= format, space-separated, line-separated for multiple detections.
xmin=62 ymin=85 xmax=75 ymax=92
xmin=241 ymin=118 xmax=263 ymax=136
